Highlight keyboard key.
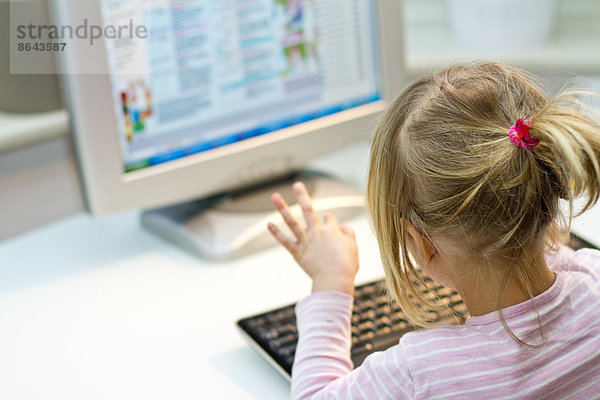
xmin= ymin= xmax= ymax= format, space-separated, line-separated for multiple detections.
xmin=268 ymin=333 xmax=297 ymax=351
xmin=259 ymin=327 xmax=280 ymax=341
xmin=279 ymin=343 xmax=297 ymax=357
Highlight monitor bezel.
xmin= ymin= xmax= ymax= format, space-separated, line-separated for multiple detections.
xmin=55 ymin=0 xmax=406 ymax=214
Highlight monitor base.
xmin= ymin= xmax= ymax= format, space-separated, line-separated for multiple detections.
xmin=140 ymin=171 xmax=365 ymax=260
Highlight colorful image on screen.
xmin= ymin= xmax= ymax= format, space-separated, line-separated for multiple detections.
xmin=100 ymin=0 xmax=381 ymax=173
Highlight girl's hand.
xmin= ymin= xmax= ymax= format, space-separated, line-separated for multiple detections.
xmin=267 ymin=181 xmax=359 ymax=296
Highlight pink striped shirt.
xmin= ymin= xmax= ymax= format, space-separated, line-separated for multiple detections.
xmin=292 ymin=246 xmax=600 ymax=399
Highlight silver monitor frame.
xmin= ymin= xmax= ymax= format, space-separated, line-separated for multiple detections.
xmin=54 ymin=0 xmax=406 ymax=215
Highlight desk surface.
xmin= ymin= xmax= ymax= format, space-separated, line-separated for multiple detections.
xmin=0 ymin=210 xmax=385 ymax=400
xmin=1 ymin=203 xmax=599 ymax=400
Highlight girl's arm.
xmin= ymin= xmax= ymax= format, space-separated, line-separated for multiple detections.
xmin=291 ymin=290 xmax=415 ymax=400
xmin=268 ymin=182 xmax=414 ymax=399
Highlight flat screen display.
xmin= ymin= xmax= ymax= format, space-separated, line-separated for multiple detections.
xmin=100 ymin=0 xmax=381 ymax=172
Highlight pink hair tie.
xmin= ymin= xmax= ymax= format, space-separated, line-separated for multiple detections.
xmin=508 ymin=118 xmax=539 ymax=149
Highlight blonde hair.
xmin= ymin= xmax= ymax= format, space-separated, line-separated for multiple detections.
xmin=367 ymin=62 xmax=600 ymax=340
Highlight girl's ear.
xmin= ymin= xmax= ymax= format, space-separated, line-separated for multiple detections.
xmin=403 ymin=220 xmax=436 ymax=265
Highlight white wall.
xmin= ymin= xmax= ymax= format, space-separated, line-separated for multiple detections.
xmin=0 ymin=136 xmax=84 ymax=241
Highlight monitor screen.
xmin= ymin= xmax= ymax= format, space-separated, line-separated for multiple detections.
xmin=100 ymin=0 xmax=381 ymax=173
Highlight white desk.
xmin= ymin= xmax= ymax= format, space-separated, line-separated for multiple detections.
xmin=0 ymin=210 xmax=386 ymax=400
xmin=0 ymin=200 xmax=599 ymax=400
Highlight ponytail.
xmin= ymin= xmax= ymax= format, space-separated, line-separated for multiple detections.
xmin=497 ymin=92 xmax=600 ymax=347
xmin=531 ymin=92 xmax=600 ymax=222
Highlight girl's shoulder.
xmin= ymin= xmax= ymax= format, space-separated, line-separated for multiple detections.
xmin=396 ymin=322 xmax=498 ymax=388
xmin=546 ymin=244 xmax=600 ymax=278
xmin=398 ymin=323 xmax=476 ymax=365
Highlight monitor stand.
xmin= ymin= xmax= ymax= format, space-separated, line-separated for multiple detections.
xmin=140 ymin=171 xmax=365 ymax=260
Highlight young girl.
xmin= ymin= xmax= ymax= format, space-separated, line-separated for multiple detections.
xmin=267 ymin=62 xmax=600 ymax=399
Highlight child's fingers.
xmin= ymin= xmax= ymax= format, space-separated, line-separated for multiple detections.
xmin=293 ymin=181 xmax=320 ymax=229
xmin=326 ymin=214 xmax=355 ymax=237
xmin=271 ymin=193 xmax=305 ymax=241
xmin=267 ymin=222 xmax=297 ymax=256
xmin=323 ymin=213 xmax=338 ymax=225
xmin=341 ymin=225 xmax=355 ymax=237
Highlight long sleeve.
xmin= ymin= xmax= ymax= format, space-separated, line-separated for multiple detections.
xmin=291 ymin=291 xmax=414 ymax=400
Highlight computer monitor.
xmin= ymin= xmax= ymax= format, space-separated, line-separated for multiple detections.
xmin=53 ymin=0 xmax=405 ymax=258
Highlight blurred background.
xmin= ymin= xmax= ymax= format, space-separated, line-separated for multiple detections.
xmin=1 ymin=0 xmax=599 ymax=241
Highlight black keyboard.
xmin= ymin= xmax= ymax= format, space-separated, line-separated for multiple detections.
xmin=237 ymin=271 xmax=468 ymax=378
xmin=237 ymin=233 xmax=597 ymax=379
